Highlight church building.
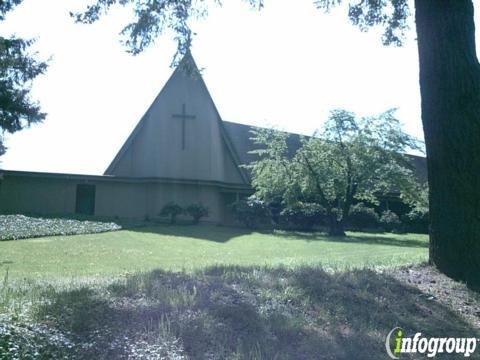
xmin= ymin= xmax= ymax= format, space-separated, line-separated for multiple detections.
xmin=0 ymin=53 xmax=273 ymax=223
xmin=0 ymin=53 xmax=426 ymax=223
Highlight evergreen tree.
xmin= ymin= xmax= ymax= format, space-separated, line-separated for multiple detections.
xmin=0 ymin=0 xmax=47 ymax=156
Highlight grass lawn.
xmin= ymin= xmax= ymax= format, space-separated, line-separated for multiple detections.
xmin=3 ymin=225 xmax=477 ymax=359
xmin=0 ymin=225 xmax=428 ymax=279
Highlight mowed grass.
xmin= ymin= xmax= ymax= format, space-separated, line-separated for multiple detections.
xmin=0 ymin=225 xmax=428 ymax=279
xmin=1 ymin=226 xmax=477 ymax=359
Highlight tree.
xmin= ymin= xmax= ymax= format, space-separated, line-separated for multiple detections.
xmin=0 ymin=1 xmax=47 ymax=156
xmin=248 ymin=109 xmax=422 ymax=236
xmin=414 ymin=0 xmax=480 ymax=289
xmin=74 ymin=0 xmax=480 ymax=286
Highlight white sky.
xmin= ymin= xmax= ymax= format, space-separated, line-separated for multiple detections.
xmin=1 ymin=0 xmax=479 ymax=175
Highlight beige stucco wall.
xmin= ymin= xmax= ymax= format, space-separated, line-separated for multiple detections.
xmin=95 ymin=181 xmax=225 ymax=223
xmin=0 ymin=176 xmax=77 ymax=215
xmin=0 ymin=174 xmax=230 ymax=223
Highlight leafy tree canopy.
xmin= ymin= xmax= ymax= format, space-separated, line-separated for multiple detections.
xmin=73 ymin=0 xmax=409 ymax=64
xmin=247 ymin=109 xmax=424 ymax=236
xmin=0 ymin=0 xmax=47 ymax=156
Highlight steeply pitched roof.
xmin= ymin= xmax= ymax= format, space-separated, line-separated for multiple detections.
xmin=104 ymin=52 xmax=250 ymax=185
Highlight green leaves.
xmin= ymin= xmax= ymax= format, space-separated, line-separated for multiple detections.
xmin=0 ymin=1 xmax=48 ymax=156
xmin=315 ymin=0 xmax=410 ymax=46
xmin=159 ymin=202 xmax=184 ymax=224
xmin=73 ymin=0 xmax=411 ymax=65
xmin=73 ymin=0 xmax=267 ymax=65
xmin=248 ymin=108 xmax=425 ymax=230
xmin=73 ymin=0 xmax=213 ymax=65
xmin=185 ymin=203 xmax=209 ymax=223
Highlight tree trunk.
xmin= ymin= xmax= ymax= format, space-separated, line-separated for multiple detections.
xmin=328 ymin=215 xmax=346 ymax=237
xmin=415 ymin=0 xmax=480 ymax=289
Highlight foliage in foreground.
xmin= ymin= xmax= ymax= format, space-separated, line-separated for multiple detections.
xmin=72 ymin=0 xmax=410 ymax=64
xmin=0 ymin=215 xmax=121 ymax=241
xmin=0 ymin=265 xmax=477 ymax=359
xmin=247 ymin=109 xmax=424 ymax=236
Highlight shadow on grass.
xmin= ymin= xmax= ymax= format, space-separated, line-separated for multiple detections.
xmin=274 ymin=231 xmax=428 ymax=248
xmin=129 ymin=224 xmax=428 ymax=248
xmin=128 ymin=224 xmax=254 ymax=243
xmin=30 ymin=266 xmax=476 ymax=359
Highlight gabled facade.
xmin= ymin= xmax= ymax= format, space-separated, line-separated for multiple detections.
xmin=105 ymin=53 xmax=248 ymax=186
xmin=0 ymin=53 xmax=428 ymax=223
xmin=0 ymin=53 xmax=255 ymax=223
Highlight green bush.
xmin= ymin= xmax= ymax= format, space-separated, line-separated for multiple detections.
xmin=402 ymin=208 xmax=429 ymax=234
xmin=279 ymin=202 xmax=326 ymax=230
xmin=380 ymin=210 xmax=401 ymax=232
xmin=185 ymin=203 xmax=209 ymax=224
xmin=159 ymin=202 xmax=184 ymax=224
xmin=0 ymin=215 xmax=121 ymax=241
xmin=230 ymin=196 xmax=269 ymax=228
xmin=347 ymin=203 xmax=379 ymax=231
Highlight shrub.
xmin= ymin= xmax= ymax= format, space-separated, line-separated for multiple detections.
xmin=380 ymin=210 xmax=401 ymax=232
xmin=402 ymin=208 xmax=429 ymax=234
xmin=0 ymin=215 xmax=121 ymax=241
xmin=159 ymin=202 xmax=183 ymax=224
xmin=279 ymin=202 xmax=326 ymax=230
xmin=347 ymin=203 xmax=379 ymax=231
xmin=185 ymin=203 xmax=209 ymax=224
xmin=230 ymin=196 xmax=269 ymax=228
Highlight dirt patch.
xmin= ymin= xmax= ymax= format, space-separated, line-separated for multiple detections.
xmin=389 ymin=264 xmax=480 ymax=328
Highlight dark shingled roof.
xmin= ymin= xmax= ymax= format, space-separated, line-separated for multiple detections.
xmin=222 ymin=121 xmax=303 ymax=165
xmin=222 ymin=120 xmax=428 ymax=183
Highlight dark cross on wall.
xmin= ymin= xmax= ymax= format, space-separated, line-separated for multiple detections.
xmin=172 ymin=103 xmax=196 ymax=150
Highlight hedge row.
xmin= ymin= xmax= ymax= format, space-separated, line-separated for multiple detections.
xmin=229 ymin=197 xmax=429 ymax=234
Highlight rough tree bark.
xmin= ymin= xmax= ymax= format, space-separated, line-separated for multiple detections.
xmin=415 ymin=0 xmax=480 ymax=288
